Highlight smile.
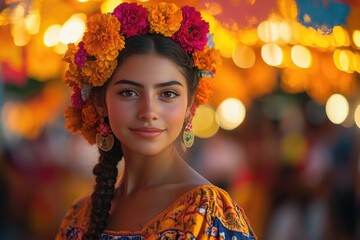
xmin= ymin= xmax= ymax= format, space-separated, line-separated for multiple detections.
xmin=130 ymin=127 xmax=165 ymax=138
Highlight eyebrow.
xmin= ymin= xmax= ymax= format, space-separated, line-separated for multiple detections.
xmin=113 ymin=79 xmax=184 ymax=88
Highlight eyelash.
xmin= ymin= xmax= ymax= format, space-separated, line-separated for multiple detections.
xmin=160 ymin=90 xmax=180 ymax=99
xmin=119 ymin=89 xmax=138 ymax=97
xmin=118 ymin=89 xmax=180 ymax=99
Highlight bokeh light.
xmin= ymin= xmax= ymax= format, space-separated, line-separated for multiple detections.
xmin=232 ymin=43 xmax=256 ymax=68
xmin=54 ymin=42 xmax=68 ymax=54
xmin=25 ymin=11 xmax=40 ymax=35
xmin=355 ymin=104 xmax=360 ymax=128
xmin=59 ymin=14 xmax=86 ymax=44
xmin=291 ymin=45 xmax=312 ymax=68
xmin=333 ymin=26 xmax=350 ymax=47
xmin=216 ymin=98 xmax=246 ymax=130
xmin=257 ymin=20 xmax=280 ymax=43
xmin=353 ymin=30 xmax=360 ymax=47
xmin=101 ymin=0 xmax=123 ymax=13
xmin=214 ymin=26 xmax=237 ymax=58
xmin=261 ymin=43 xmax=283 ymax=66
xmin=325 ymin=94 xmax=349 ymax=124
xmin=193 ymin=105 xmax=219 ymax=138
xmin=44 ymin=24 xmax=62 ymax=47
xmin=12 ymin=21 xmax=31 ymax=46
xmin=278 ymin=20 xmax=292 ymax=43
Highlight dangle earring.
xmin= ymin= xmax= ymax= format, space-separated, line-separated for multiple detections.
xmin=183 ymin=120 xmax=194 ymax=148
xmin=96 ymin=117 xmax=114 ymax=151
xmin=183 ymin=105 xmax=196 ymax=148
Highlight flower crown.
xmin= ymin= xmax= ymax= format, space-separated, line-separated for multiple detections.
xmin=63 ymin=2 xmax=221 ymax=144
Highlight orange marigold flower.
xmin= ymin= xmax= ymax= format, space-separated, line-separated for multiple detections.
xmin=64 ymin=63 xmax=82 ymax=86
xmin=64 ymin=106 xmax=82 ymax=133
xmin=193 ymin=47 xmax=222 ymax=73
xmin=63 ymin=43 xmax=77 ymax=64
xmin=147 ymin=2 xmax=182 ymax=37
xmin=81 ymin=126 xmax=97 ymax=145
xmin=81 ymin=59 xmax=117 ymax=86
xmin=83 ymin=13 xmax=125 ymax=59
xmin=194 ymin=78 xmax=213 ymax=106
xmin=63 ymin=43 xmax=83 ymax=86
xmin=82 ymin=103 xmax=100 ymax=129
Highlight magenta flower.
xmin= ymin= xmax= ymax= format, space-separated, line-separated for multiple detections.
xmin=173 ymin=6 xmax=209 ymax=52
xmin=113 ymin=2 xmax=149 ymax=38
xmin=74 ymin=41 xmax=88 ymax=68
xmin=97 ymin=120 xmax=112 ymax=136
xmin=71 ymin=86 xmax=84 ymax=110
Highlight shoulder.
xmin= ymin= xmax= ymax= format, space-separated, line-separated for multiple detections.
xmin=55 ymin=195 xmax=91 ymax=239
xmin=64 ymin=195 xmax=91 ymax=225
xmin=162 ymin=185 xmax=257 ymax=239
xmin=202 ymin=186 xmax=255 ymax=239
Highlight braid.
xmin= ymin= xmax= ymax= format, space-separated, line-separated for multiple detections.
xmin=83 ymin=137 xmax=122 ymax=239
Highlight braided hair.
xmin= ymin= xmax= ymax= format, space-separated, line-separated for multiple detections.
xmin=83 ymin=137 xmax=122 ymax=239
xmin=83 ymin=34 xmax=199 ymax=239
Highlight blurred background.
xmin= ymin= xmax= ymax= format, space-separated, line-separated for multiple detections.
xmin=1 ymin=0 xmax=360 ymax=239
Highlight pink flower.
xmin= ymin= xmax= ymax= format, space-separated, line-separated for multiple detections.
xmin=75 ymin=41 xmax=88 ymax=68
xmin=113 ymin=2 xmax=149 ymax=38
xmin=71 ymin=86 xmax=84 ymax=110
xmin=173 ymin=6 xmax=209 ymax=52
xmin=96 ymin=120 xmax=112 ymax=136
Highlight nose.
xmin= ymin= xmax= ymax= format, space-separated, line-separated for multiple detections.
xmin=137 ymin=95 xmax=159 ymax=121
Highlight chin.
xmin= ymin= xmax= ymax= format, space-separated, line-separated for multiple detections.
xmin=123 ymin=142 xmax=173 ymax=157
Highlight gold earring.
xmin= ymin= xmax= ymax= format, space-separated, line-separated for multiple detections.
xmin=96 ymin=118 xmax=114 ymax=151
xmin=183 ymin=121 xmax=194 ymax=148
xmin=96 ymin=133 xmax=114 ymax=151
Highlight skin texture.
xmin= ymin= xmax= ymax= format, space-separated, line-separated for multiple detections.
xmin=101 ymin=53 xmax=210 ymax=231
xmin=106 ymin=53 xmax=189 ymax=158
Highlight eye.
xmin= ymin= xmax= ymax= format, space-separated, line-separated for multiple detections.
xmin=160 ymin=90 xmax=180 ymax=99
xmin=119 ymin=89 xmax=138 ymax=97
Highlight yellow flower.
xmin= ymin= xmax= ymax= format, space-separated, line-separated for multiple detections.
xmin=83 ymin=13 xmax=125 ymax=59
xmin=194 ymin=78 xmax=213 ymax=106
xmin=147 ymin=2 xmax=182 ymax=37
xmin=193 ymin=47 xmax=222 ymax=72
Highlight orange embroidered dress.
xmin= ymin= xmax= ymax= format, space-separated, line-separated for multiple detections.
xmin=55 ymin=185 xmax=256 ymax=239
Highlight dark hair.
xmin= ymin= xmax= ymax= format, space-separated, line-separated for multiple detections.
xmin=117 ymin=33 xmax=200 ymax=97
xmin=84 ymin=34 xmax=200 ymax=239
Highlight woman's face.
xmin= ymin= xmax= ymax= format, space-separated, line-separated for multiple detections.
xmin=105 ymin=53 xmax=190 ymax=156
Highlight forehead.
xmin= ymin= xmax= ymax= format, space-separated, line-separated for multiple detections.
xmin=110 ymin=53 xmax=187 ymax=86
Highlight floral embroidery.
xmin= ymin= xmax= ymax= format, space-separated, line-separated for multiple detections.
xmin=55 ymin=186 xmax=256 ymax=239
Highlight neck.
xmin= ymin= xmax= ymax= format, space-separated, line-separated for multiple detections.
xmin=119 ymin=144 xmax=185 ymax=196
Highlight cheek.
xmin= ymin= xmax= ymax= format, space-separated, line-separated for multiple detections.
xmin=165 ymin=102 xmax=188 ymax=127
xmin=105 ymin=96 xmax=130 ymax=127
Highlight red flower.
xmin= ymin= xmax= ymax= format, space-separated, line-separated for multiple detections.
xmin=70 ymin=86 xmax=84 ymax=110
xmin=74 ymin=41 xmax=88 ymax=68
xmin=173 ymin=6 xmax=209 ymax=52
xmin=113 ymin=2 xmax=149 ymax=38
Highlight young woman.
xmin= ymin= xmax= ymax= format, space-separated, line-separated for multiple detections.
xmin=56 ymin=2 xmax=256 ymax=239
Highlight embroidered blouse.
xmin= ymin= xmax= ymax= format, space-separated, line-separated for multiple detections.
xmin=55 ymin=185 xmax=256 ymax=239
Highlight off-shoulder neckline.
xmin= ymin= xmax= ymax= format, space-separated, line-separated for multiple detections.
xmin=103 ymin=184 xmax=225 ymax=235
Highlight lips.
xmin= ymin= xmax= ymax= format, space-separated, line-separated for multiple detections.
xmin=129 ymin=127 xmax=165 ymax=138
